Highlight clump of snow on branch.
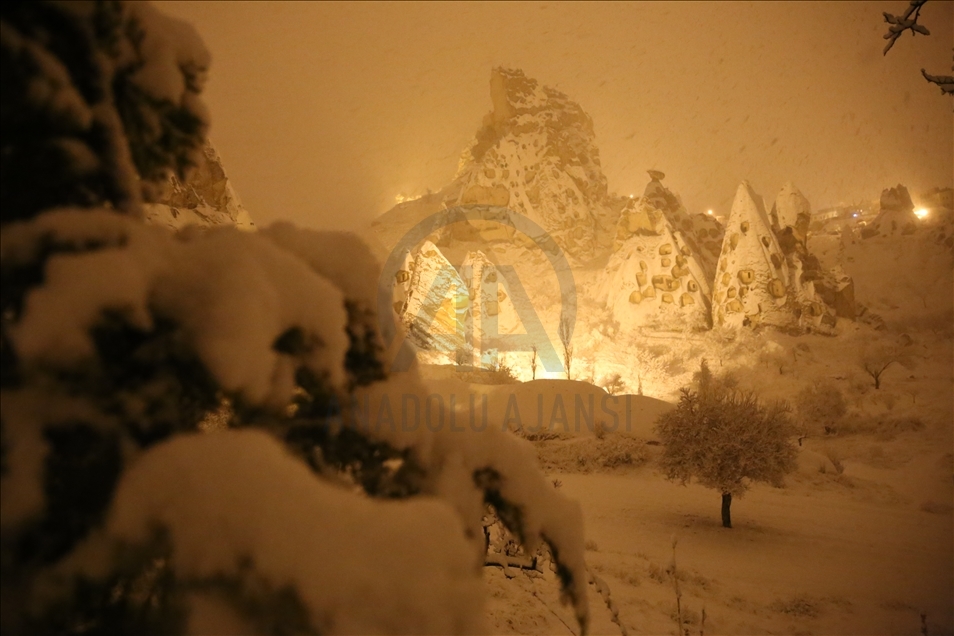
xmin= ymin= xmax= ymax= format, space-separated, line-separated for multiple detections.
xmin=882 ymin=0 xmax=930 ymax=55
xmin=126 ymin=2 xmax=211 ymax=105
xmin=4 ymin=209 xmax=349 ymax=406
xmin=92 ymin=429 xmax=487 ymax=635
xmin=348 ymin=373 xmax=590 ymax=629
xmin=881 ymin=0 xmax=953 ymax=96
xmin=2 ymin=209 xmax=590 ymax=633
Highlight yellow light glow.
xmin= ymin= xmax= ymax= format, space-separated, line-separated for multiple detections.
xmin=707 ymin=209 xmax=713 ymax=215
xmin=914 ymin=208 xmax=929 ymax=219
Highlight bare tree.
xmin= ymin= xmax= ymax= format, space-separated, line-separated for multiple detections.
xmin=529 ymin=344 xmax=538 ymax=380
xmin=600 ymin=373 xmax=627 ymax=396
xmin=558 ymin=315 xmax=573 ymax=380
xmin=860 ymin=343 xmax=903 ymax=390
xmin=863 ymin=359 xmax=894 ymax=390
xmin=882 ymin=0 xmax=954 ymax=96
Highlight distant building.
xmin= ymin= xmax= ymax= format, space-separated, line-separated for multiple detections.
xmin=813 ymin=207 xmax=844 ymax=222
xmin=919 ymin=187 xmax=953 ymax=211
xmin=810 ymin=202 xmax=875 ymax=233
xmin=813 ymin=204 xmax=869 ymax=222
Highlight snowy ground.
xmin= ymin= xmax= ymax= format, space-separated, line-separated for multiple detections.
xmin=481 ymin=410 xmax=952 ymax=635
xmin=485 ymin=460 xmax=951 ymax=635
xmin=452 ymin=320 xmax=954 ymax=635
xmin=400 ymin=220 xmax=953 ymax=635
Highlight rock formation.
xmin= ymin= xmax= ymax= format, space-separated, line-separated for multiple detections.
xmin=449 ymin=68 xmax=618 ymax=261
xmin=145 ymin=140 xmax=255 ymax=231
xmin=712 ymin=182 xmax=839 ymax=330
xmin=770 ymin=181 xmax=811 ymax=244
xmin=862 ymin=184 xmax=918 ymax=238
xmin=395 ymin=241 xmax=468 ymax=358
xmin=622 ymin=171 xmax=724 ymax=283
xmin=459 ymin=250 xmax=523 ymax=365
xmin=373 ymin=68 xmax=620 ymax=263
xmin=394 ymin=240 xmax=522 ymax=365
xmin=599 ymin=172 xmax=714 ymax=332
xmin=373 ymin=70 xmax=868 ymax=340
xmin=772 ymin=182 xmax=855 ymax=320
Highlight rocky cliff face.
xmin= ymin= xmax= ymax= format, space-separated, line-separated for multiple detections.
xmin=395 ymin=240 xmax=467 ymax=359
xmin=144 ymin=140 xmax=255 ymax=231
xmin=459 ymin=250 xmax=523 ymax=365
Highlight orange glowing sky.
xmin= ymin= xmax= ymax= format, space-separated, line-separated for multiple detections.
xmin=156 ymin=1 xmax=953 ymax=232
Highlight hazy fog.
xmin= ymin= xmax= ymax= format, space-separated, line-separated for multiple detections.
xmin=156 ymin=1 xmax=953 ymax=231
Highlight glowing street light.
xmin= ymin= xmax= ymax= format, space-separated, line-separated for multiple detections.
xmin=706 ymin=209 xmax=713 ymax=216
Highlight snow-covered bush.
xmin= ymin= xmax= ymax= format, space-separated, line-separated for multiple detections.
xmin=533 ymin=435 xmax=648 ymax=473
xmin=794 ymin=382 xmax=847 ymax=435
xmin=655 ymin=361 xmax=798 ymax=528
xmin=0 ymin=4 xmax=589 ymax=634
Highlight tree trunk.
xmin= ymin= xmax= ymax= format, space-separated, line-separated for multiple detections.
xmin=721 ymin=492 xmax=732 ymax=528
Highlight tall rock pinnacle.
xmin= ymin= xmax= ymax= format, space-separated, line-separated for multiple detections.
xmin=450 ymin=68 xmax=617 ymax=261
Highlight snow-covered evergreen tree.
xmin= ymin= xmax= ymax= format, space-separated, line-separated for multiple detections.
xmin=0 ymin=3 xmax=588 ymax=634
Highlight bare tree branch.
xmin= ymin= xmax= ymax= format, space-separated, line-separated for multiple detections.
xmin=883 ymin=0 xmax=930 ymax=55
xmin=558 ymin=315 xmax=574 ymax=380
xmin=882 ymin=1 xmax=951 ymax=105
xmin=922 ymin=65 xmax=954 ymax=95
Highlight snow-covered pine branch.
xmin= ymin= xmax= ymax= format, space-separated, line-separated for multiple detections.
xmin=0 ymin=2 xmax=210 ymax=223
